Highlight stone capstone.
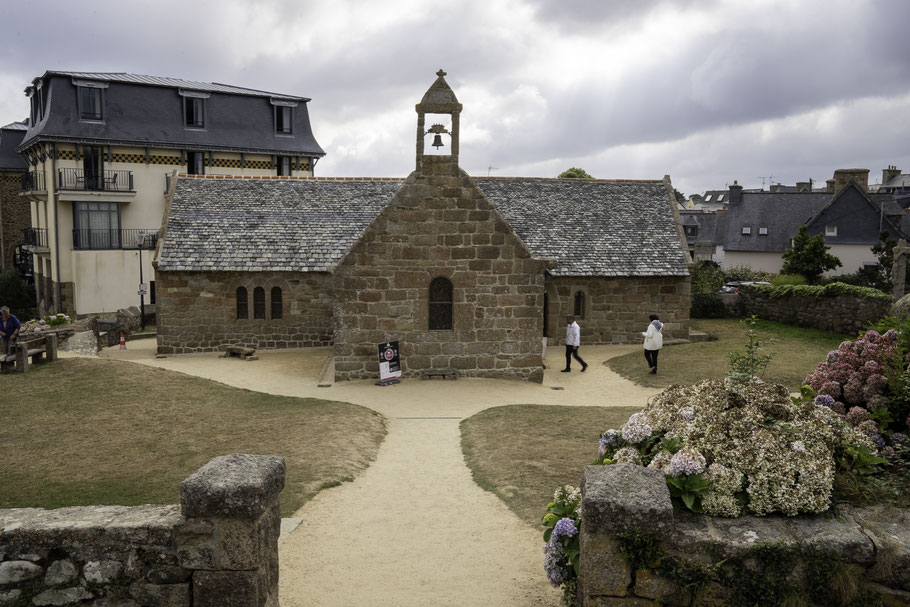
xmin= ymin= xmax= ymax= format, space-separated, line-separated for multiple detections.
xmin=180 ymin=454 xmax=286 ymax=519
xmin=581 ymin=465 xmax=674 ymax=536
xmin=0 ymin=560 xmax=42 ymax=584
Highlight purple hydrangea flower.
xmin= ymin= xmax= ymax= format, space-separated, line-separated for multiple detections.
xmin=680 ymin=407 xmax=696 ymax=422
xmin=553 ymin=517 xmax=578 ymax=540
xmin=814 ymin=394 xmax=835 ymax=408
xmin=599 ymin=429 xmax=621 ymax=457
xmin=621 ymin=413 xmax=652 ymax=444
xmin=543 ymin=540 xmax=568 ymax=587
xmin=845 ymin=406 xmax=871 ymax=426
xmin=870 ymin=434 xmax=886 ymax=449
xmin=890 ymin=432 xmax=907 ymax=446
xmin=668 ymin=448 xmax=706 ymax=477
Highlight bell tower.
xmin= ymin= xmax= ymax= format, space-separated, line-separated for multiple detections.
xmin=415 ymin=69 xmax=463 ymax=169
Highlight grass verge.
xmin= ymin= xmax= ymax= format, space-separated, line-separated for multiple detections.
xmin=0 ymin=358 xmax=386 ymax=516
xmin=460 ymin=404 xmax=640 ymax=526
xmin=606 ymin=318 xmax=847 ymax=391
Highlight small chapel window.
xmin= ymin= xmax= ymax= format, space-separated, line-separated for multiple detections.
xmin=271 ymin=287 xmax=283 ymax=319
xmin=236 ymin=287 xmax=248 ymax=320
xmin=254 ymin=287 xmax=266 ymax=319
xmin=428 ymin=277 xmax=453 ymax=330
xmin=574 ymin=291 xmax=585 ymax=319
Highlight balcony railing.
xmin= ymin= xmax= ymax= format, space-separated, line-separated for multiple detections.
xmin=21 ymin=171 xmax=46 ymax=192
xmin=23 ymin=227 xmax=48 ymax=248
xmin=73 ymin=228 xmax=159 ymax=251
xmin=58 ymin=168 xmax=134 ymax=192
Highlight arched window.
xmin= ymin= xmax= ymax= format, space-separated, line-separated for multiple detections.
xmin=253 ymin=287 xmax=266 ymax=319
xmin=271 ymin=287 xmax=283 ymax=319
xmin=428 ymin=277 xmax=453 ymax=330
xmin=573 ymin=290 xmax=585 ymax=319
xmin=236 ymin=287 xmax=248 ymax=320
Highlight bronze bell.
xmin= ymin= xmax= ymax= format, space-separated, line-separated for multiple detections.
xmin=431 ymin=134 xmax=444 ymax=149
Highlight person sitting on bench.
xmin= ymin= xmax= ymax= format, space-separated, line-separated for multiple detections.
xmin=0 ymin=306 xmax=20 ymax=357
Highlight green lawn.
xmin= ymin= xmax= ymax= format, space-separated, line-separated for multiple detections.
xmin=0 ymin=358 xmax=386 ymax=516
xmin=606 ymin=318 xmax=848 ymax=391
xmin=460 ymin=405 xmax=640 ymax=526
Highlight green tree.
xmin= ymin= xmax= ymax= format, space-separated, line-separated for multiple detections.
xmin=558 ymin=167 xmax=593 ymax=179
xmin=0 ymin=268 xmax=37 ymax=319
xmin=781 ymin=225 xmax=841 ymax=284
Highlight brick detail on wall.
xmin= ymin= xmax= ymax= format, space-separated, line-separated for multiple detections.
xmin=155 ymin=270 xmax=333 ymax=353
xmin=547 ymin=275 xmax=691 ymax=345
xmin=332 ymin=158 xmax=552 ymax=383
xmin=0 ymin=170 xmax=28 ymax=271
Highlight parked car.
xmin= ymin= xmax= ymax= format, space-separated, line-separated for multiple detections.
xmin=719 ymin=281 xmax=771 ymax=294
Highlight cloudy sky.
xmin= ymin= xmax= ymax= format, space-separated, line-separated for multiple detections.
xmin=2 ymin=0 xmax=909 ymax=196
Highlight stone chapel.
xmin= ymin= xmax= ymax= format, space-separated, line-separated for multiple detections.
xmin=154 ymin=71 xmax=691 ymax=382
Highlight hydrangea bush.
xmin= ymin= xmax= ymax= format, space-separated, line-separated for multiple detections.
xmin=805 ymin=329 xmax=910 ymax=457
xmin=597 ymin=379 xmax=876 ymax=517
xmin=541 ymin=485 xmax=581 ymax=605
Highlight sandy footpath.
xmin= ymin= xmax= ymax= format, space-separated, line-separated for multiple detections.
xmin=94 ymin=341 xmax=660 ymax=606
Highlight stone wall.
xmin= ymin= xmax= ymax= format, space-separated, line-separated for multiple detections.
xmin=739 ymin=286 xmax=890 ymax=335
xmin=547 ymin=276 xmax=690 ymax=345
xmin=156 ymin=270 xmax=333 ymax=353
xmin=333 ymin=157 xmax=552 ymax=382
xmin=0 ymin=170 xmax=28 ymax=271
xmin=0 ymin=454 xmax=284 ymax=607
xmin=579 ymin=464 xmax=910 ymax=606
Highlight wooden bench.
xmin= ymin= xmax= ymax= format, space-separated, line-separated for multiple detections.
xmin=421 ymin=367 xmax=457 ymax=380
xmin=0 ymin=333 xmax=58 ymax=373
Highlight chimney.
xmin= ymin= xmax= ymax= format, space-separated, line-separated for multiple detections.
xmin=795 ymin=181 xmax=811 ymax=193
xmin=770 ymin=183 xmax=782 ymax=193
xmin=832 ymin=168 xmax=869 ymax=195
xmin=826 ymin=179 xmax=835 ymax=193
xmin=883 ymin=165 xmax=901 ymax=186
xmin=728 ymin=180 xmax=743 ymax=205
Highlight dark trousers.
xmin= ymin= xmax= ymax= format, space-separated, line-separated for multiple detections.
xmin=644 ymin=349 xmax=660 ymax=369
xmin=565 ymin=344 xmax=586 ymax=369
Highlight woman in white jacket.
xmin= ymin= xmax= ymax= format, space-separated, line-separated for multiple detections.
xmin=642 ymin=314 xmax=663 ymax=374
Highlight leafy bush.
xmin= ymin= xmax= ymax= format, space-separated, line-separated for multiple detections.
xmin=754 ymin=282 xmax=891 ymax=301
xmin=691 ymin=260 xmax=725 ymax=294
xmin=691 ymin=292 xmax=727 ymax=318
xmin=727 ymin=316 xmax=771 ymax=384
xmin=723 ymin=265 xmax=772 ymax=283
xmin=0 ymin=269 xmax=37 ymax=319
xmin=781 ymin=225 xmax=842 ymax=283
xmin=595 ymin=380 xmax=877 ymax=517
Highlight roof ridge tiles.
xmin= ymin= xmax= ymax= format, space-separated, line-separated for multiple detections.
xmin=472 ymin=176 xmax=663 ymax=183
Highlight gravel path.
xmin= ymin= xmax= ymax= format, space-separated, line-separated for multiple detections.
xmin=95 ymin=340 xmax=660 ymax=606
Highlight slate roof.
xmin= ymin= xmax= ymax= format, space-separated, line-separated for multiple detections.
xmin=679 ymin=210 xmax=724 ymax=246
xmin=158 ymin=176 xmax=690 ymax=277
xmin=19 ymin=72 xmax=324 ymax=157
xmin=0 ymin=121 xmax=27 ymax=170
xmin=158 ymin=177 xmax=402 ymax=272
xmin=723 ymin=192 xmax=832 ymax=252
xmin=475 ymin=178 xmax=689 ymax=276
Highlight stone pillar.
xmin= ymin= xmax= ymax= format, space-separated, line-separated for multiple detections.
xmin=45 ymin=332 xmax=57 ymax=361
xmin=178 ymin=454 xmax=285 ymax=607
xmin=579 ymin=465 xmax=674 ymax=604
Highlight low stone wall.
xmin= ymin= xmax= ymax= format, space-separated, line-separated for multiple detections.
xmin=739 ymin=286 xmax=890 ymax=335
xmin=579 ymin=465 xmax=910 ymax=606
xmin=0 ymin=454 xmax=284 ymax=606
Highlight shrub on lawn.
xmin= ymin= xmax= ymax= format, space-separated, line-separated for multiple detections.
xmin=690 ymin=292 xmax=727 ymax=318
xmin=723 ymin=265 xmax=772 ymax=283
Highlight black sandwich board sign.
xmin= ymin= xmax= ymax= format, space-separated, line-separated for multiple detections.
xmin=376 ymin=341 xmax=401 ymax=386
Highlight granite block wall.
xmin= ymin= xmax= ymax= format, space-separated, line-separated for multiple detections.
xmin=0 ymin=171 xmax=28 ymax=271
xmin=333 ymin=157 xmax=552 ymax=382
xmin=155 ymin=270 xmax=333 ymax=353
xmin=739 ymin=286 xmax=889 ymax=335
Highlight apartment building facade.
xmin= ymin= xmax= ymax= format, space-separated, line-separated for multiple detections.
xmin=18 ymin=71 xmax=324 ymax=318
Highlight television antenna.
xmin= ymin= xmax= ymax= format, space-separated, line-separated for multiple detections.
xmin=488 ymin=164 xmax=498 ymax=177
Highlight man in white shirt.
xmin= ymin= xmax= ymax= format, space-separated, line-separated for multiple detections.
xmin=562 ymin=314 xmax=588 ymax=372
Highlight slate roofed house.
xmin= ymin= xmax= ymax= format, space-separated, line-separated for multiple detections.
xmin=154 ymin=71 xmax=692 ymax=383
xmin=16 ymin=70 xmax=324 ymax=319
xmin=679 ymin=209 xmax=727 ymax=263
xmin=876 ymin=165 xmax=910 ymax=208
xmin=721 ymin=169 xmax=908 ymax=274
xmin=0 ymin=121 xmax=29 ymax=276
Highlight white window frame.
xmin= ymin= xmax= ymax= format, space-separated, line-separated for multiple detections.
xmin=825 ymin=225 xmax=838 ymax=237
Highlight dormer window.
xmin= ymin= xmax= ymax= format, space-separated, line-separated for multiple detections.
xmin=759 ymin=227 xmax=768 ymax=235
xmin=271 ymin=98 xmax=298 ymax=135
xmin=684 ymin=225 xmax=698 ymax=237
xmin=742 ymin=226 xmax=752 ymax=235
xmin=78 ymin=86 xmax=103 ymax=121
xmin=825 ymin=225 xmax=837 ymax=237
xmin=179 ymin=90 xmax=209 ymax=129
